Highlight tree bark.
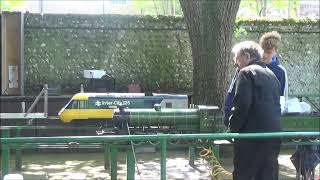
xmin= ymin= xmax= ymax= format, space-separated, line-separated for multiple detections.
xmin=180 ymin=0 xmax=240 ymax=108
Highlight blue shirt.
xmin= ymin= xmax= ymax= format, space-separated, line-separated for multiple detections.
xmin=267 ymin=56 xmax=286 ymax=96
xmin=223 ymin=70 xmax=238 ymax=126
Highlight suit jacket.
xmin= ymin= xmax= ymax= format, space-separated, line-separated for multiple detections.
xmin=230 ymin=61 xmax=281 ymax=133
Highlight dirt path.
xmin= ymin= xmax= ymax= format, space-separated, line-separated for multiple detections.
xmin=1 ymin=149 xmax=319 ymax=180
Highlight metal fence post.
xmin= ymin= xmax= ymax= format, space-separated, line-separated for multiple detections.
xmin=15 ymin=128 xmax=22 ymax=171
xmin=1 ymin=129 xmax=10 ymax=178
xmin=104 ymin=144 xmax=110 ymax=170
xmin=212 ymin=145 xmax=220 ymax=160
xmin=110 ymin=145 xmax=118 ymax=180
xmin=188 ymin=145 xmax=195 ymax=166
xmin=127 ymin=146 xmax=135 ymax=180
xmin=160 ymin=138 xmax=167 ymax=180
xmin=43 ymin=84 xmax=48 ymax=118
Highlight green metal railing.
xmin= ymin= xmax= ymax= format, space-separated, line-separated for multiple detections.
xmin=1 ymin=131 xmax=319 ymax=180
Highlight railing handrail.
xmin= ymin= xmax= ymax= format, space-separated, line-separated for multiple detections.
xmin=1 ymin=132 xmax=319 ymax=144
xmin=1 ymin=132 xmax=319 ymax=180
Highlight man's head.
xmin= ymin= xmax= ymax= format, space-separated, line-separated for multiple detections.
xmin=259 ymin=31 xmax=281 ymax=64
xmin=232 ymin=41 xmax=263 ymax=69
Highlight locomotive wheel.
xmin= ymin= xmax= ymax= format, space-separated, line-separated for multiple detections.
xmin=133 ymin=141 xmax=144 ymax=145
xmin=146 ymin=130 xmax=160 ymax=146
xmin=309 ymin=137 xmax=320 ymax=142
xmin=181 ymin=131 xmax=195 ymax=144
xmin=291 ymin=138 xmax=303 ymax=142
xmin=148 ymin=140 xmax=160 ymax=146
xmin=168 ymin=131 xmax=182 ymax=145
xmin=133 ymin=131 xmax=147 ymax=145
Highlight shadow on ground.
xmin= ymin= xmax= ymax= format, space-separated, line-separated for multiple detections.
xmin=1 ymin=149 xmax=319 ymax=180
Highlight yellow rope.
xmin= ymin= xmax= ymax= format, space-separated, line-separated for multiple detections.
xmin=199 ymin=147 xmax=232 ymax=180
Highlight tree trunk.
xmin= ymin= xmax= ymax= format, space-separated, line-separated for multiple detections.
xmin=180 ymin=0 xmax=240 ymax=108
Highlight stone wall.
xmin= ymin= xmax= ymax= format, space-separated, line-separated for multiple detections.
xmin=24 ymin=14 xmax=191 ymax=94
xmin=236 ymin=19 xmax=319 ymax=97
xmin=24 ymin=14 xmax=319 ymax=97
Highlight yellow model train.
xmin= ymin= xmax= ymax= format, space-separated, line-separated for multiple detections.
xmin=58 ymin=92 xmax=189 ymax=123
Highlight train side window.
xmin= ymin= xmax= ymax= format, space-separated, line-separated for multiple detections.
xmin=66 ymin=100 xmax=78 ymax=109
xmin=166 ymin=102 xmax=172 ymax=108
xmin=79 ymin=100 xmax=86 ymax=109
xmin=87 ymin=99 xmax=96 ymax=109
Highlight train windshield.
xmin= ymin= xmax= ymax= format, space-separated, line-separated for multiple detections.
xmin=65 ymin=100 xmax=79 ymax=109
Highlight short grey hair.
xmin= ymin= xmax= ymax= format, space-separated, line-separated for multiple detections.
xmin=232 ymin=41 xmax=263 ymax=62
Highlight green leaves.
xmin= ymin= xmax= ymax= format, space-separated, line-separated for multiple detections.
xmin=239 ymin=0 xmax=302 ymax=18
xmin=1 ymin=0 xmax=25 ymax=12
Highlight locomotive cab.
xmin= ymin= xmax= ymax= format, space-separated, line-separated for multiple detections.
xmin=59 ymin=99 xmax=86 ymax=122
xmin=58 ymin=93 xmax=115 ymax=123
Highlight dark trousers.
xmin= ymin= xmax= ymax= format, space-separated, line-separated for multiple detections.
xmin=233 ymin=139 xmax=281 ymax=180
